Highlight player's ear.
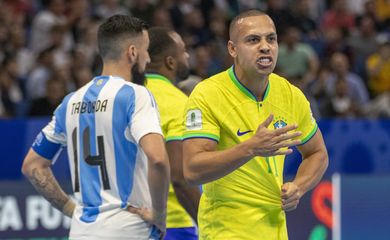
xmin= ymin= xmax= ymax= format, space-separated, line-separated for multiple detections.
xmin=165 ymin=55 xmax=176 ymax=71
xmin=127 ymin=44 xmax=138 ymax=64
xmin=227 ymin=40 xmax=237 ymax=58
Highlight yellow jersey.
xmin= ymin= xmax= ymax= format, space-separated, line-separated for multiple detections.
xmin=184 ymin=66 xmax=318 ymax=239
xmin=145 ymin=74 xmax=194 ymax=228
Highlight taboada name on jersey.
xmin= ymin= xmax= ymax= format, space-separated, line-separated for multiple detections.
xmin=71 ymin=99 xmax=108 ymax=115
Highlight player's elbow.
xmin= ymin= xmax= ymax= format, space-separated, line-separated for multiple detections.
xmin=183 ymin=169 xmax=198 ymax=185
xmin=183 ymin=162 xmax=202 ymax=186
xmin=21 ymin=150 xmax=36 ymax=177
xmin=149 ymin=154 xmax=170 ymax=173
xmin=183 ymin=150 xmax=207 ymax=185
xmin=170 ymin=171 xmax=187 ymax=189
xmin=314 ymin=147 xmax=329 ymax=179
xmin=21 ymin=158 xmax=44 ymax=178
xmin=21 ymin=159 xmax=31 ymax=177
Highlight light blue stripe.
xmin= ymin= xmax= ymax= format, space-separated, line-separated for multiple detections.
xmin=79 ymin=76 xmax=109 ymax=223
xmin=54 ymin=92 xmax=74 ymax=136
xmin=113 ymin=85 xmax=137 ymax=208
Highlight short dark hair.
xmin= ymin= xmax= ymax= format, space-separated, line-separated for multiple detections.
xmin=148 ymin=27 xmax=177 ymax=65
xmin=98 ymin=15 xmax=148 ymax=60
xmin=229 ymin=10 xmax=267 ymax=39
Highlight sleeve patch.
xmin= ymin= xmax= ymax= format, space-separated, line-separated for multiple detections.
xmin=186 ymin=109 xmax=202 ymax=130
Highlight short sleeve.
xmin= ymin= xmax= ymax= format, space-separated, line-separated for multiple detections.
xmin=292 ymin=87 xmax=318 ymax=145
xmin=164 ymin=103 xmax=185 ymax=142
xmin=157 ymin=90 xmax=187 ymax=142
xmin=130 ymin=87 xmax=163 ymax=143
xmin=183 ymin=82 xmax=220 ymax=142
xmin=32 ymin=103 xmax=68 ymax=161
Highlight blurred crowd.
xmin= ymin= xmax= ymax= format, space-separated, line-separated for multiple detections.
xmin=0 ymin=0 xmax=389 ymax=119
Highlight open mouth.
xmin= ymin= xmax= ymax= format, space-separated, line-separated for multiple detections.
xmin=256 ymin=57 xmax=273 ymax=68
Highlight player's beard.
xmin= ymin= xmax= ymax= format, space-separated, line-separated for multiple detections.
xmin=131 ymin=62 xmax=146 ymax=86
xmin=176 ymin=60 xmax=190 ymax=82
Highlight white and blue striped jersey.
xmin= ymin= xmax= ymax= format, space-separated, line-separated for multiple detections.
xmin=32 ymin=76 xmax=163 ymax=239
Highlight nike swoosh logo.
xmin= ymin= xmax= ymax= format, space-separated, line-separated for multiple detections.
xmin=237 ymin=129 xmax=253 ymax=136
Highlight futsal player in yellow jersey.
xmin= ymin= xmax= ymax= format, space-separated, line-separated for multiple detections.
xmin=145 ymin=27 xmax=201 ymax=240
xmin=183 ymin=10 xmax=328 ymax=240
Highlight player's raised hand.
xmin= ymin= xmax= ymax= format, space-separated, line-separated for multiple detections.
xmin=246 ymin=114 xmax=302 ymax=157
xmin=281 ymin=182 xmax=301 ymax=211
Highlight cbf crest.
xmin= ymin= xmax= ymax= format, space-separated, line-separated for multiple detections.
xmin=273 ymin=116 xmax=287 ymax=129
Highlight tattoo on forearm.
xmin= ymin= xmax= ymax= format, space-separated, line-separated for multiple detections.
xmin=28 ymin=168 xmax=69 ymax=212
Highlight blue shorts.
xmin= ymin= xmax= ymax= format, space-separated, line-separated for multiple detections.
xmin=164 ymin=227 xmax=198 ymax=240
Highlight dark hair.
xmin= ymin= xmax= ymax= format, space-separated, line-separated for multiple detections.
xmin=98 ymin=15 xmax=148 ymax=60
xmin=229 ymin=10 xmax=267 ymax=39
xmin=147 ymin=27 xmax=177 ymax=64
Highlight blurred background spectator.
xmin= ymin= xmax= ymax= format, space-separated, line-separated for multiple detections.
xmin=326 ymin=52 xmax=369 ymax=110
xmin=94 ymin=0 xmax=129 ymax=19
xmin=366 ymin=34 xmax=390 ymax=97
xmin=276 ymin=25 xmax=319 ymax=91
xmin=28 ymin=76 xmax=67 ymax=116
xmin=0 ymin=0 xmax=387 ymax=119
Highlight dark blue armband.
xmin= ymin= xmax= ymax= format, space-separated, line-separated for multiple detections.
xmin=32 ymin=132 xmax=63 ymax=160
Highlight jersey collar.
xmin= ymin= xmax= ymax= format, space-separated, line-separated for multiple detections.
xmin=228 ymin=65 xmax=270 ymax=102
xmin=145 ymin=73 xmax=173 ymax=84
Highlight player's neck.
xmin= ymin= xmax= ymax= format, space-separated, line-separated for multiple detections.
xmin=234 ymin=66 xmax=269 ymax=100
xmin=101 ymin=61 xmax=131 ymax=82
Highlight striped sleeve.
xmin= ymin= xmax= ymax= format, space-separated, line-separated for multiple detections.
xmin=130 ymin=86 xmax=163 ymax=143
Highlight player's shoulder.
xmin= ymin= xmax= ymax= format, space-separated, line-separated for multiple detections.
xmin=123 ymin=81 xmax=149 ymax=95
xmin=191 ymin=69 xmax=230 ymax=96
xmin=269 ymin=73 xmax=304 ymax=98
xmin=63 ymin=91 xmax=76 ymax=102
xmin=145 ymin=76 xmax=160 ymax=89
xmin=62 ymin=80 xmax=94 ymax=104
xmin=145 ymin=74 xmax=175 ymax=93
xmin=163 ymin=85 xmax=188 ymax=103
xmin=203 ymin=69 xmax=230 ymax=86
xmin=147 ymin=77 xmax=185 ymax=98
xmin=269 ymin=73 xmax=290 ymax=88
xmin=99 ymin=80 xmax=152 ymax=107
xmin=269 ymin=73 xmax=310 ymax=115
